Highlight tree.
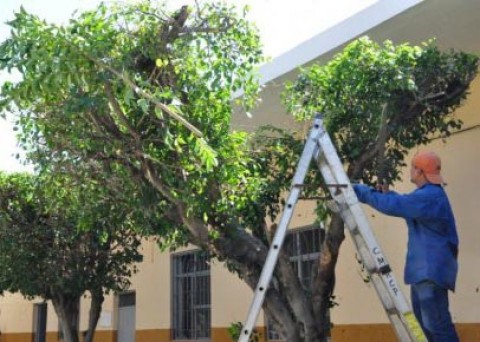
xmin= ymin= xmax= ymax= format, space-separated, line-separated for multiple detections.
xmin=0 ymin=0 xmax=477 ymax=340
xmin=282 ymin=36 xmax=478 ymax=338
xmin=0 ymin=172 xmax=143 ymax=342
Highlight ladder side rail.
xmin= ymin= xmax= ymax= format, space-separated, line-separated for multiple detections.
xmin=370 ymin=273 xmax=422 ymax=339
xmin=371 ymin=273 xmax=427 ymax=342
xmin=389 ymin=313 xmax=415 ymax=342
xmin=315 ymin=127 xmax=398 ymax=279
xmin=347 ymin=204 xmax=411 ymax=311
xmin=314 ymin=136 xmax=387 ymax=271
xmin=315 ymin=131 xmax=411 ymax=311
xmin=237 ymin=123 xmax=323 ymax=342
xmin=369 ymin=274 xmax=414 ymax=342
xmin=315 ymin=155 xmax=414 ymax=341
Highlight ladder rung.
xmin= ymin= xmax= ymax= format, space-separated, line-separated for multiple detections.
xmin=378 ymin=264 xmax=392 ymax=275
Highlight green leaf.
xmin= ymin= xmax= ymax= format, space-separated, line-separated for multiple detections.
xmin=137 ymin=98 xmax=149 ymax=112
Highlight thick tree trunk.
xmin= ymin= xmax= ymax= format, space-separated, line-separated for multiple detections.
xmin=239 ymin=215 xmax=345 ymax=342
xmin=84 ymin=289 xmax=104 ymax=342
xmin=51 ymin=295 xmax=80 ymax=342
xmin=212 ymin=225 xmax=328 ymax=341
xmin=311 ymin=214 xmax=345 ymax=341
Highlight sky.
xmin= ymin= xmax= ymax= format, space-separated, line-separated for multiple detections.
xmin=0 ymin=0 xmax=377 ymax=172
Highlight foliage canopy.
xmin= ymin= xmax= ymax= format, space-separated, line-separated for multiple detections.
xmin=0 ymin=171 xmax=143 ymax=298
xmin=0 ymin=1 xmax=270 ymax=249
xmin=284 ymin=37 xmax=478 ymax=184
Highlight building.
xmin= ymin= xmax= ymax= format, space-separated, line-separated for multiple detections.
xmin=1 ymin=0 xmax=480 ymax=341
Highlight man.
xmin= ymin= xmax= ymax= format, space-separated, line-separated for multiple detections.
xmin=353 ymin=151 xmax=459 ymax=342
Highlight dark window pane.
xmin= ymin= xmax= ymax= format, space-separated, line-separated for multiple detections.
xmin=284 ymin=233 xmax=296 ymax=256
xmin=173 ymin=250 xmax=211 ymax=340
xmin=299 ymin=228 xmax=320 ymax=255
xmin=119 ymin=292 xmax=136 ymax=307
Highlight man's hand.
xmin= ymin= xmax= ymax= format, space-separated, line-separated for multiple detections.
xmin=376 ymin=182 xmax=389 ymax=193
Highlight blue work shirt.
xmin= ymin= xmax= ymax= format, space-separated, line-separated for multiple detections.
xmin=353 ymin=183 xmax=458 ymax=291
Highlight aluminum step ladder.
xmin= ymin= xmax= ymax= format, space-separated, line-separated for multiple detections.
xmin=238 ymin=115 xmax=427 ymax=342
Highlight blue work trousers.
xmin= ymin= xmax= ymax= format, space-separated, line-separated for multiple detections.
xmin=411 ymin=281 xmax=459 ymax=342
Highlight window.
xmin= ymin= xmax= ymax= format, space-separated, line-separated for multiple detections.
xmin=117 ymin=291 xmax=136 ymax=342
xmin=267 ymin=225 xmax=323 ymax=340
xmin=33 ymin=303 xmax=47 ymax=342
xmin=284 ymin=226 xmax=323 ymax=289
xmin=172 ymin=250 xmax=211 ymax=340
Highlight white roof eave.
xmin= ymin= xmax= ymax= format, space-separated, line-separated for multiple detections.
xmin=259 ymin=0 xmax=423 ymax=86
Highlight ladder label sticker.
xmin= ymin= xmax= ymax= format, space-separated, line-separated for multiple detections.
xmin=372 ymin=247 xmax=386 ymax=266
xmin=385 ymin=272 xmax=400 ymax=296
xmin=403 ymin=311 xmax=427 ymax=342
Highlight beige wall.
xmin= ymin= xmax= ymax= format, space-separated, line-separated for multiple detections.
xmin=211 ymin=259 xmax=252 ymax=328
xmin=130 ymin=238 xmax=171 ymax=330
xmin=0 ymin=293 xmax=36 ymax=333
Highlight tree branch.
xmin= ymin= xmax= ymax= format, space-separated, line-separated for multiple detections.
xmin=104 ymin=81 xmax=140 ymax=141
xmin=375 ymin=103 xmax=389 ymax=183
xmin=348 ymin=104 xmax=391 ymax=179
xmin=83 ymin=54 xmax=204 ymax=138
xmin=85 ymin=107 xmax=124 ymax=141
xmin=179 ymin=25 xmax=233 ymax=35
xmin=134 ymin=9 xmax=169 ymax=23
xmin=139 ymin=158 xmax=209 ymax=245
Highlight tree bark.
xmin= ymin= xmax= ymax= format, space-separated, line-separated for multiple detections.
xmin=51 ymin=294 xmax=80 ymax=342
xmin=84 ymin=289 xmax=104 ymax=342
xmin=311 ymin=213 xmax=345 ymax=342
